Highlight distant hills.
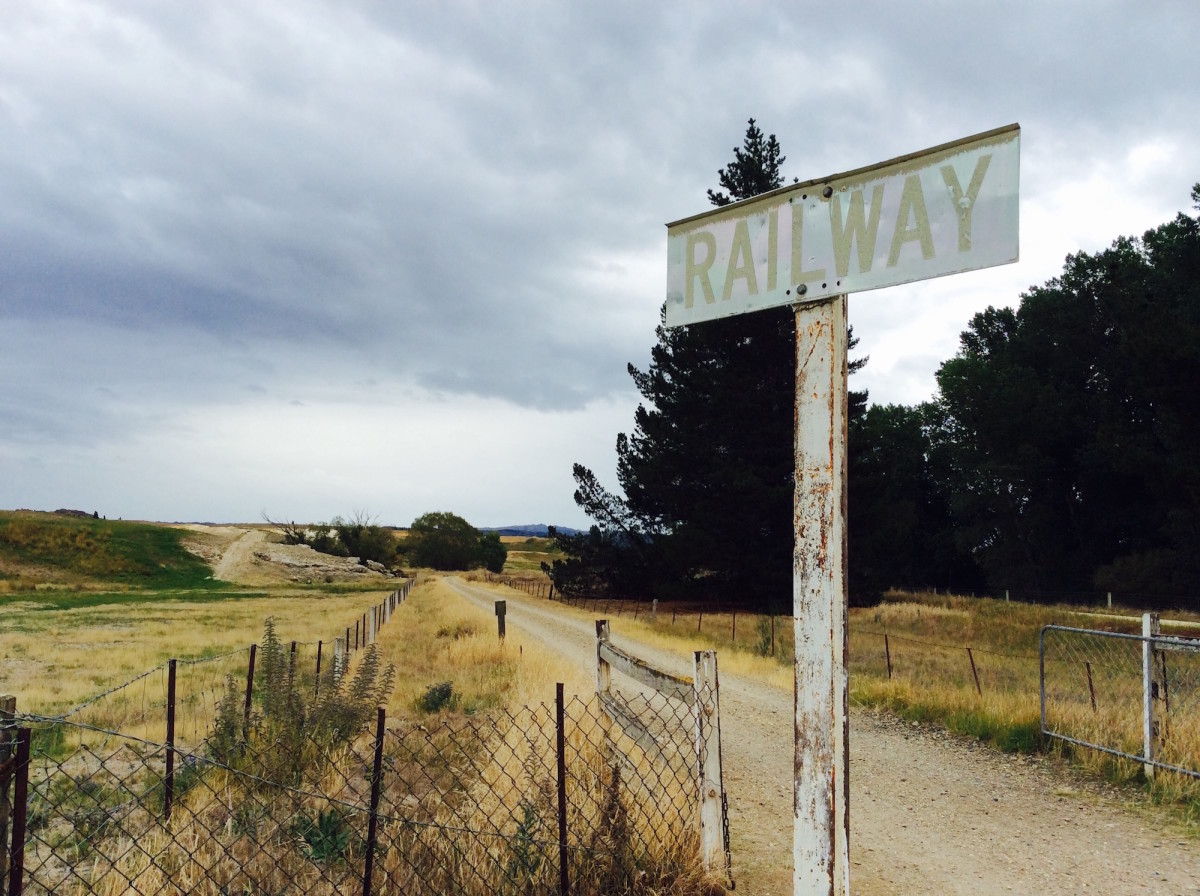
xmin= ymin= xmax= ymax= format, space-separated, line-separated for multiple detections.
xmin=480 ymin=524 xmax=579 ymax=538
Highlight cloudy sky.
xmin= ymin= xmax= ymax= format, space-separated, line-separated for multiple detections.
xmin=2 ymin=1 xmax=1197 ymax=528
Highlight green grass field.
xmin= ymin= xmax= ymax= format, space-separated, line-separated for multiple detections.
xmin=0 ymin=510 xmax=221 ymax=592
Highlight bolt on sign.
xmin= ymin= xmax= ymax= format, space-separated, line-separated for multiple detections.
xmin=663 ymin=124 xmax=1019 ymax=895
xmin=666 ymin=124 xmax=1020 ymax=328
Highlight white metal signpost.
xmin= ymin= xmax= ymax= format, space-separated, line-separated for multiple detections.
xmin=664 ymin=124 xmax=1020 ymax=894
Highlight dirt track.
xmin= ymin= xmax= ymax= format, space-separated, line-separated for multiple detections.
xmin=445 ymin=577 xmax=1200 ymax=895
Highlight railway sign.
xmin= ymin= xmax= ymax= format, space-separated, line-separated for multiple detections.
xmin=665 ymin=124 xmax=1020 ymax=328
xmin=663 ymin=124 xmax=1020 ymax=895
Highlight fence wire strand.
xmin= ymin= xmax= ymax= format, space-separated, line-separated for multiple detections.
xmin=1041 ymin=625 xmax=1200 ymax=779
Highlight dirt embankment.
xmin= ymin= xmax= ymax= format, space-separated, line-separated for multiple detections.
xmin=181 ymin=526 xmax=393 ymax=586
xmin=444 ymin=577 xmax=1200 ymax=896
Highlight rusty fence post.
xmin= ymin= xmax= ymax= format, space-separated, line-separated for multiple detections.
xmin=884 ymin=634 xmax=892 ymax=679
xmin=315 ymin=641 xmax=323 ymax=696
xmin=288 ymin=641 xmax=297 ymax=690
xmin=556 ymin=683 xmax=570 ymax=896
xmin=164 ymin=659 xmax=177 ymax=822
xmin=0 ymin=695 xmax=15 ymax=888
xmin=8 ymin=727 xmax=30 ymax=896
xmin=361 ymin=706 xmax=387 ymax=896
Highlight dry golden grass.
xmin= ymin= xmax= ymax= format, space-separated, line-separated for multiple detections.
xmin=2 ymin=587 xmax=402 ymax=756
xmin=563 ymin=589 xmax=1200 ymax=821
xmin=25 ymin=578 xmax=714 ymax=895
xmin=372 ymin=578 xmax=591 ymax=714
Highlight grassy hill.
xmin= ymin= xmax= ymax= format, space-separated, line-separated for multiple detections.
xmin=0 ymin=510 xmax=218 ymax=592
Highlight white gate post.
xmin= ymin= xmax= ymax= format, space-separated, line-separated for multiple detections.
xmin=1143 ymin=612 xmax=1161 ymax=778
xmin=793 ymin=295 xmax=850 ymax=896
xmin=693 ymin=649 xmax=725 ymax=876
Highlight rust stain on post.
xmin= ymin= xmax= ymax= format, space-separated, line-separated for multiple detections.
xmin=793 ymin=296 xmax=850 ymax=896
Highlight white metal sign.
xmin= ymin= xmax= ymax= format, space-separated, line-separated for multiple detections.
xmin=665 ymin=124 xmax=1020 ymax=328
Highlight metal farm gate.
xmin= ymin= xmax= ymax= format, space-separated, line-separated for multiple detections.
xmin=1040 ymin=614 xmax=1200 ymax=779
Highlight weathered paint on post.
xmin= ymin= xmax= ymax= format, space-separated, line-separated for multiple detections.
xmin=694 ymin=649 xmax=726 ymax=877
xmin=793 ymin=295 xmax=850 ymax=895
xmin=595 ymin=619 xmax=612 ymax=697
xmin=1143 ymin=612 xmax=1160 ymax=778
xmin=599 ymin=640 xmax=694 ymax=702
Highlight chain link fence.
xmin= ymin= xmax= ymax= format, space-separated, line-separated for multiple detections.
xmin=1040 ymin=621 xmax=1200 ymax=779
xmin=1 ymin=693 xmax=709 ymax=895
xmin=0 ymin=583 xmax=717 ymax=895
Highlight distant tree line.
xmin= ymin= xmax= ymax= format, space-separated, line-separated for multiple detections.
xmin=546 ymin=119 xmax=1200 ymax=608
xmin=266 ymin=510 xmax=507 ymax=574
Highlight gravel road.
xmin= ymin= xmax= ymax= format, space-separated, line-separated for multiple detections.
xmin=445 ymin=577 xmax=1200 ymax=895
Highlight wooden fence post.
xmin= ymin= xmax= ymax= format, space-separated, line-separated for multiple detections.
xmin=495 ymin=601 xmax=507 ymax=641
xmin=884 ymin=634 xmax=892 ymax=679
xmin=967 ymin=648 xmax=982 ymax=696
xmin=0 ymin=695 xmax=15 ymax=888
xmin=595 ymin=620 xmax=612 ymax=755
xmin=315 ymin=640 xmax=323 ymax=696
xmin=693 ymin=650 xmax=726 ymax=877
xmin=595 ymin=620 xmax=611 ymax=699
xmin=8 ymin=727 xmax=30 ymax=896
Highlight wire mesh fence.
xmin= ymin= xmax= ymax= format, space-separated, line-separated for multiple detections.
xmin=2 ymin=692 xmax=710 ymax=895
xmin=0 ymin=580 xmax=716 ymax=895
xmin=1040 ymin=623 xmax=1200 ymax=779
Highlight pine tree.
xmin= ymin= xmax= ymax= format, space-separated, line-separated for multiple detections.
xmin=554 ymin=120 xmax=865 ymax=607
